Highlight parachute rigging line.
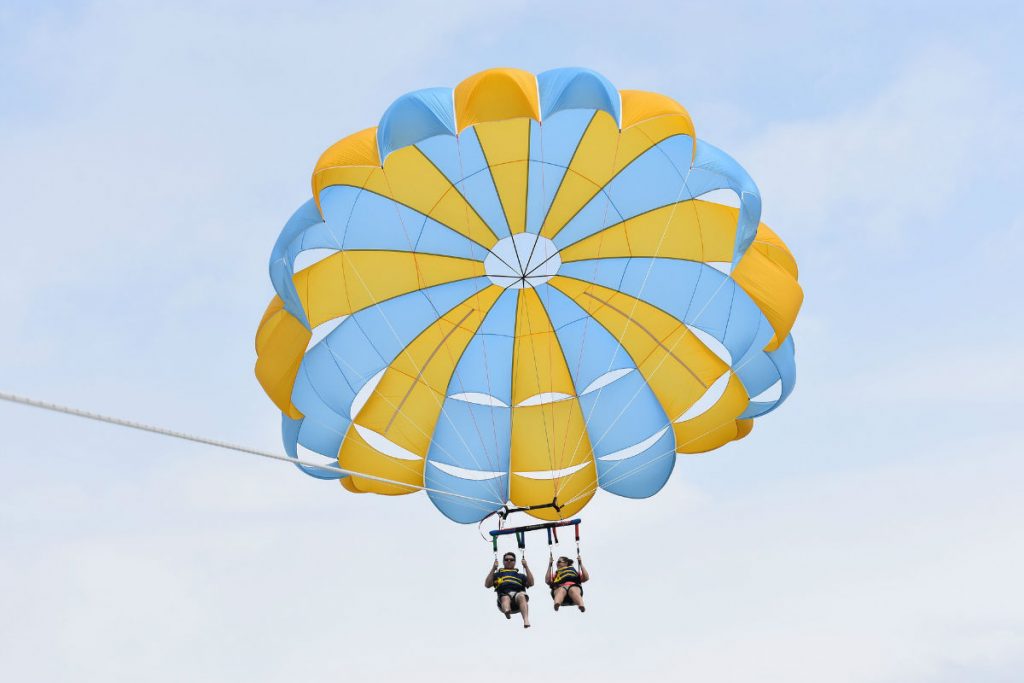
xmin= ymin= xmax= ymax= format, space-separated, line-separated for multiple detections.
xmin=558 ymin=381 xmax=759 ymax=510
xmin=0 ymin=391 xmax=501 ymax=510
xmin=551 ymin=171 xmax=705 ymax=502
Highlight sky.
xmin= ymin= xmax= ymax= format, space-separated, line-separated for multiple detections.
xmin=1 ymin=1 xmax=1023 ymax=680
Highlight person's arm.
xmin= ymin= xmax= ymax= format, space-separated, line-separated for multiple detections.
xmin=484 ymin=560 xmax=497 ymax=588
xmin=578 ymin=555 xmax=590 ymax=583
xmin=523 ymin=558 xmax=535 ymax=587
xmin=545 ymin=557 xmax=555 ymax=585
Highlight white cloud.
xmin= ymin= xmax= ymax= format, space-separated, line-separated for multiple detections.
xmin=743 ymin=47 xmax=1022 ymax=248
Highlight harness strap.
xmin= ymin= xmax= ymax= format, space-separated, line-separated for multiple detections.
xmin=497 ymin=497 xmax=563 ymax=520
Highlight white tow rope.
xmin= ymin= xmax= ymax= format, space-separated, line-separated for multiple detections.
xmin=0 ymin=391 xmax=500 ymax=509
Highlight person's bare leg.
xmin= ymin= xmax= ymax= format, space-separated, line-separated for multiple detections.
xmin=552 ymin=586 xmax=567 ymax=610
xmin=567 ymin=585 xmax=586 ymax=612
xmin=516 ymin=593 xmax=530 ymax=628
xmin=498 ymin=594 xmax=512 ymax=619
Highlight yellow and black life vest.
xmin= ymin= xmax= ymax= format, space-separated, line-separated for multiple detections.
xmin=553 ymin=566 xmax=580 ymax=585
xmin=493 ymin=568 xmax=526 ymax=593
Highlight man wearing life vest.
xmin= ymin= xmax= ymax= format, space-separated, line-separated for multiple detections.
xmin=546 ymin=555 xmax=589 ymax=612
xmin=485 ymin=552 xmax=534 ymax=628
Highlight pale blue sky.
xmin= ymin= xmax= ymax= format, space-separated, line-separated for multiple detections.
xmin=2 ymin=2 xmax=1022 ymax=681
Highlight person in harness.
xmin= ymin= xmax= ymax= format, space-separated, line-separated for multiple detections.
xmin=485 ymin=551 xmax=534 ymax=628
xmin=546 ymin=555 xmax=589 ymax=612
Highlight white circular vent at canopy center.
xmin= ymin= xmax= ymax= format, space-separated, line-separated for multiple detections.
xmin=484 ymin=234 xmax=561 ymax=289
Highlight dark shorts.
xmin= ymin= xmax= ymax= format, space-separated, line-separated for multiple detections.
xmin=551 ymin=582 xmax=583 ymax=599
xmin=496 ymin=590 xmax=529 ymax=612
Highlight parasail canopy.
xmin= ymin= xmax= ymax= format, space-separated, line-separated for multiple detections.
xmin=255 ymin=67 xmax=802 ymax=523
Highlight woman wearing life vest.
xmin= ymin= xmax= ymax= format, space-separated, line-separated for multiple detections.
xmin=546 ymin=555 xmax=589 ymax=612
xmin=485 ymin=552 xmax=535 ymax=628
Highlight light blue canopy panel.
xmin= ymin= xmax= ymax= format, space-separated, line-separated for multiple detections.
xmin=538 ymin=67 xmax=621 ymax=126
xmin=377 ymin=87 xmax=457 ymax=162
xmin=739 ymin=334 xmax=797 ymax=419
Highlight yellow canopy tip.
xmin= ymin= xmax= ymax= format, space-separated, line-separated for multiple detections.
xmin=454 ymin=67 xmax=541 ymax=132
xmin=312 ymin=126 xmax=381 ymax=206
